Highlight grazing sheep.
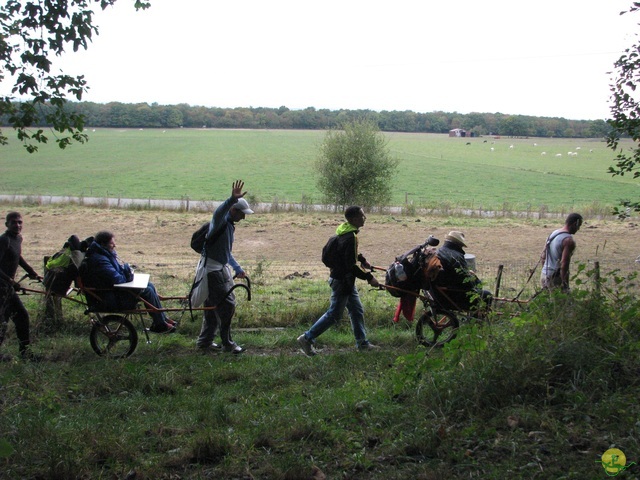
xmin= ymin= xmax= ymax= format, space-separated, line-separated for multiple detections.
xmin=541 ymin=152 xmax=547 ymax=155
xmin=555 ymin=153 xmax=562 ymax=157
xmin=509 ymin=145 xmax=514 ymax=149
xmin=490 ymin=147 xmax=495 ymax=151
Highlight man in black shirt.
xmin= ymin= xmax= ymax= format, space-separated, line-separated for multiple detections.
xmin=0 ymin=212 xmax=42 ymax=361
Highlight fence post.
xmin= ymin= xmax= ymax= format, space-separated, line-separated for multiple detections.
xmin=593 ymin=261 xmax=601 ymax=294
xmin=494 ymin=264 xmax=504 ymax=298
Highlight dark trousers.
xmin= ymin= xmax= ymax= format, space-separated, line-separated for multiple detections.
xmin=91 ymin=282 xmax=167 ymax=327
xmin=197 ymin=267 xmax=236 ymax=347
xmin=0 ymin=286 xmax=31 ymax=353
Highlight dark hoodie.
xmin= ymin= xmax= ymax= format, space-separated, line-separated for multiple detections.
xmin=329 ymin=222 xmax=373 ymax=283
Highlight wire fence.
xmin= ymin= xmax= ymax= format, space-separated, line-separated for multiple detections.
xmin=148 ymin=257 xmax=640 ymax=305
xmin=29 ymin=255 xmax=639 ymax=334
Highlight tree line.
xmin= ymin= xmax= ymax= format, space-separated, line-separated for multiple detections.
xmin=2 ymin=101 xmax=610 ymax=138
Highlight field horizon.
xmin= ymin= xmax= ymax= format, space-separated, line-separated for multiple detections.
xmin=0 ymin=129 xmax=636 ymax=214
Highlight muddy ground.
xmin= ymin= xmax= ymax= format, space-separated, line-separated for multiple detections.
xmin=9 ymin=205 xmax=637 ymax=284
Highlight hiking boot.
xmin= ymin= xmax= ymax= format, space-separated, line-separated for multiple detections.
xmin=357 ymin=342 xmax=379 ymax=351
xmin=148 ymin=322 xmax=177 ymax=334
xmin=297 ymin=334 xmax=316 ymax=357
xmin=223 ymin=343 xmax=246 ymax=354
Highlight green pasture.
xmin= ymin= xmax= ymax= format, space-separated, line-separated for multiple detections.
xmin=0 ymin=128 xmax=637 ymax=212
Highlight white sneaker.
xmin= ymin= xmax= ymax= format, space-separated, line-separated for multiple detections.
xmin=297 ymin=334 xmax=316 ymax=357
xmin=223 ymin=343 xmax=246 ymax=354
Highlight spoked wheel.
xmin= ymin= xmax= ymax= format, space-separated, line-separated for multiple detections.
xmin=90 ymin=314 xmax=139 ymax=358
xmin=415 ymin=310 xmax=459 ymax=347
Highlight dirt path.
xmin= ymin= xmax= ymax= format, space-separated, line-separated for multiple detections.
xmin=8 ymin=204 xmax=639 ymax=277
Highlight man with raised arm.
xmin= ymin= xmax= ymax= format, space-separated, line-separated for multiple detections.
xmin=196 ymin=180 xmax=254 ymax=354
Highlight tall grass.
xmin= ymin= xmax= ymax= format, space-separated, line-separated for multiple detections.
xmin=1 ymin=268 xmax=639 ymax=479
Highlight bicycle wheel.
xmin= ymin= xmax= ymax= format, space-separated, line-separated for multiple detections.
xmin=415 ymin=310 xmax=459 ymax=347
xmin=90 ymin=315 xmax=138 ymax=358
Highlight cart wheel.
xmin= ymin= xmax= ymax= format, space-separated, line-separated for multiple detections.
xmin=90 ymin=315 xmax=138 ymax=358
xmin=415 ymin=310 xmax=459 ymax=347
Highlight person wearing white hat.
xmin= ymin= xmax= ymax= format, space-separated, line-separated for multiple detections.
xmin=432 ymin=230 xmax=491 ymax=312
xmin=196 ymin=180 xmax=254 ymax=354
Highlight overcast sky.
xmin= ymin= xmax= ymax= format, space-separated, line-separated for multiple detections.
xmin=51 ymin=0 xmax=639 ymax=120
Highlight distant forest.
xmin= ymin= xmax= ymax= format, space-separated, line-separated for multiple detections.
xmin=6 ymin=101 xmax=610 ymax=138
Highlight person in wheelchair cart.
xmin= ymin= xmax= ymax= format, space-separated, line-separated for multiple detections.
xmin=80 ymin=231 xmax=176 ymax=334
xmin=431 ymin=231 xmax=492 ymax=314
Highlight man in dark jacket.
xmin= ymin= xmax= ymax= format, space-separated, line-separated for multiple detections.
xmin=432 ymin=231 xmax=491 ymax=311
xmin=297 ymin=206 xmax=380 ymax=356
xmin=0 ymin=212 xmax=42 ymax=361
xmin=81 ymin=231 xmax=176 ymax=333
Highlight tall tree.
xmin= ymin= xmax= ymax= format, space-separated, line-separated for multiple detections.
xmin=606 ymin=2 xmax=640 ymax=217
xmin=0 ymin=0 xmax=149 ymax=152
xmin=315 ymin=118 xmax=399 ymax=209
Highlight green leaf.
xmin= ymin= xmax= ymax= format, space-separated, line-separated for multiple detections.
xmin=0 ymin=438 xmax=14 ymax=458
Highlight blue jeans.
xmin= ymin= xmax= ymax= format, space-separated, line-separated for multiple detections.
xmin=304 ymin=277 xmax=368 ymax=347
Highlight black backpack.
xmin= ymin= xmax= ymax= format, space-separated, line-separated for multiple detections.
xmin=385 ymin=255 xmax=422 ymax=298
xmin=385 ymin=247 xmax=439 ymax=298
xmin=190 ymin=222 xmax=225 ymax=254
xmin=321 ymin=235 xmax=341 ymax=269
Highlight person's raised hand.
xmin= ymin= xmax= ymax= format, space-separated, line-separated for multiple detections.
xmin=232 ymin=180 xmax=247 ymax=200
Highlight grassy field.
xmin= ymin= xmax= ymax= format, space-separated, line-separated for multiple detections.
xmin=2 ymin=282 xmax=639 ymax=479
xmin=0 ymin=129 xmax=636 ymax=212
